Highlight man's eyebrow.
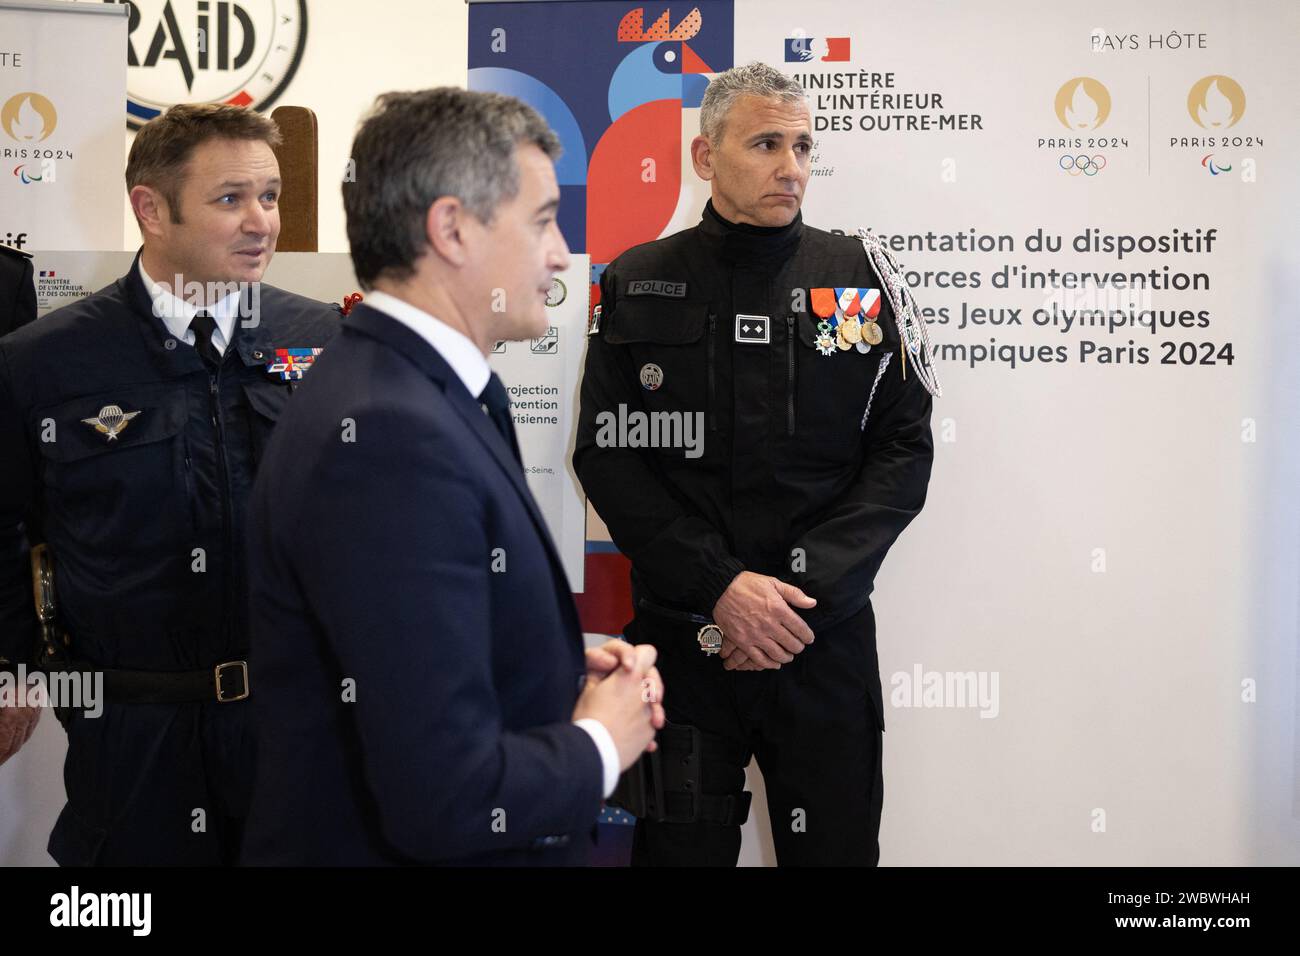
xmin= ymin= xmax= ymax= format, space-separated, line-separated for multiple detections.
xmin=746 ymin=130 xmax=813 ymax=144
xmin=535 ymin=197 xmax=560 ymax=215
xmin=213 ymin=177 xmax=282 ymax=191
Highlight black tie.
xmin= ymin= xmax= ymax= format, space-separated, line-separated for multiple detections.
xmin=189 ymin=311 xmax=222 ymax=371
xmin=478 ymin=372 xmax=521 ymax=464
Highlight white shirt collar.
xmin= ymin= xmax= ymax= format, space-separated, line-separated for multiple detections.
xmin=362 ymin=290 xmax=492 ymax=399
xmin=137 ymin=257 xmax=242 ymax=354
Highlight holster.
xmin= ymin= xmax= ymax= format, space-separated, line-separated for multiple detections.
xmin=30 ymin=543 xmax=73 ymax=727
xmin=607 ymin=720 xmax=751 ymax=827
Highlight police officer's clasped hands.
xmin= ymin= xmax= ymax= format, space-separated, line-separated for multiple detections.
xmin=713 ymin=571 xmax=818 ymax=671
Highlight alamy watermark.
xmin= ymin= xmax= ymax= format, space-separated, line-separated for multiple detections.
xmin=149 ymin=275 xmax=262 ymax=328
xmin=890 ymin=664 xmax=999 ymax=718
xmin=593 ymin=403 xmax=704 ymax=459
xmin=0 ymin=664 xmax=103 ymax=719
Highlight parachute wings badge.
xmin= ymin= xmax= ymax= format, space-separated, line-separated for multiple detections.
xmin=81 ymin=404 xmax=140 ymax=442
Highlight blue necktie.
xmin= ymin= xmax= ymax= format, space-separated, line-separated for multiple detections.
xmin=478 ymin=372 xmax=521 ymax=464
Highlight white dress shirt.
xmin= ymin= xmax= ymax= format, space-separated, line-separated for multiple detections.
xmin=362 ymin=290 xmax=621 ymax=799
xmin=138 ymin=259 xmax=242 ymax=355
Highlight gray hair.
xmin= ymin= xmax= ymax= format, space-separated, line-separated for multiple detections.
xmin=699 ymin=62 xmax=807 ymax=144
xmin=343 ymin=87 xmax=561 ymax=289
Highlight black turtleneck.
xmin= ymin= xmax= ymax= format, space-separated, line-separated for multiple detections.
xmin=698 ymin=198 xmax=804 ymax=264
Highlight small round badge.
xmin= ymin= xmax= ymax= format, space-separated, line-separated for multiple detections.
xmin=639 ymin=363 xmax=664 ymax=391
xmin=545 ymin=277 xmax=567 ymax=308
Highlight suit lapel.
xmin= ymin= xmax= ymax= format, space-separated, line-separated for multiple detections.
xmin=346 ymin=305 xmax=584 ymax=643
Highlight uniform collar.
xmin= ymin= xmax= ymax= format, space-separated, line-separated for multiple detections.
xmin=138 ymin=256 xmax=241 ymax=351
xmin=696 ymin=199 xmax=804 ymax=264
xmin=123 ymin=248 xmax=277 ymax=376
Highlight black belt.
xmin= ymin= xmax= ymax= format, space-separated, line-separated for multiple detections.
xmin=637 ymin=597 xmax=712 ymax=626
xmin=62 ymin=659 xmax=250 ymax=704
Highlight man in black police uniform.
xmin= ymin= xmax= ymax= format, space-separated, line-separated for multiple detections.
xmin=574 ymin=63 xmax=938 ymax=866
xmin=0 ymin=242 xmax=37 ymax=337
xmin=0 ymin=104 xmax=340 ymax=865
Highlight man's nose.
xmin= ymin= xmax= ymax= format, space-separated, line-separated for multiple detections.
xmin=549 ymin=224 xmax=571 ymax=272
xmin=777 ymin=148 xmax=802 ymax=182
xmin=244 ymin=202 xmax=272 ymax=236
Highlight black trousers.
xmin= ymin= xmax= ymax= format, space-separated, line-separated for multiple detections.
xmin=48 ymin=699 xmax=253 ymax=866
xmin=628 ymin=601 xmax=885 ymax=867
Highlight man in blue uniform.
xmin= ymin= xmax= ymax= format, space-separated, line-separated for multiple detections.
xmin=0 ymin=104 xmax=340 ymax=864
xmin=0 ymin=242 xmax=37 ymax=337
xmin=574 ymin=63 xmax=941 ymax=866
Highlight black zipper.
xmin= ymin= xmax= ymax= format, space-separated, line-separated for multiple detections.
xmin=707 ymin=312 xmax=717 ymax=432
xmin=208 ymin=365 xmax=234 ymax=641
xmin=785 ymin=316 xmax=796 ymax=436
xmin=182 ymin=437 xmax=198 ymax=534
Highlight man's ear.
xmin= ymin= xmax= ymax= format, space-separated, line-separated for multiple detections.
xmin=129 ymin=185 xmax=169 ymax=239
xmin=690 ymin=134 xmax=715 ymax=181
xmin=426 ymin=196 xmax=470 ymax=268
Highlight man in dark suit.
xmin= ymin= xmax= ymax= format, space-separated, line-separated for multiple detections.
xmin=241 ymin=88 xmax=664 ymax=866
xmin=0 ymin=243 xmax=37 ymax=337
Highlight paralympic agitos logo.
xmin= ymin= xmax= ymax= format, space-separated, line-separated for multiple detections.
xmin=89 ymin=0 xmax=308 ymax=129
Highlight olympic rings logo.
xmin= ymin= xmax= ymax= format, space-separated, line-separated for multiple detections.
xmin=1059 ymin=154 xmax=1107 ymax=176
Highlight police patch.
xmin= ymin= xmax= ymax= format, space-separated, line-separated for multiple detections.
xmin=626 ymin=280 xmax=687 ymax=298
xmin=734 ymin=314 xmax=769 ymax=344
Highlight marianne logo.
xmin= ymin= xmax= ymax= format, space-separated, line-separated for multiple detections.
xmin=96 ymin=0 xmax=308 ymax=129
xmin=1054 ymin=77 xmax=1111 ymax=130
xmin=1187 ymin=75 xmax=1245 ymax=129
xmin=784 ymin=35 xmax=851 ymax=63
xmin=1 ymin=91 xmax=57 ymax=142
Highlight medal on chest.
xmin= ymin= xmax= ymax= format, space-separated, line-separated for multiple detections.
xmin=810 ymin=287 xmax=884 ymax=356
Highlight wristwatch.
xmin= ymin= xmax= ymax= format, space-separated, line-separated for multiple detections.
xmin=696 ymin=624 xmax=724 ymax=655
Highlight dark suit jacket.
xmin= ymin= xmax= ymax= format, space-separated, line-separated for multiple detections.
xmin=241 ymin=302 xmax=603 ymax=865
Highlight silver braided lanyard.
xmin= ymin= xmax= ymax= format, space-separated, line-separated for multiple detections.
xmin=856 ymin=229 xmax=943 ymax=398
xmin=860 ymin=352 xmax=892 ymax=431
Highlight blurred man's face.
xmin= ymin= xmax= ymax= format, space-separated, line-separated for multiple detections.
xmin=148 ymin=137 xmax=282 ymax=290
xmin=471 ymin=143 xmax=571 ymax=342
xmin=692 ymin=94 xmax=813 ymax=227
